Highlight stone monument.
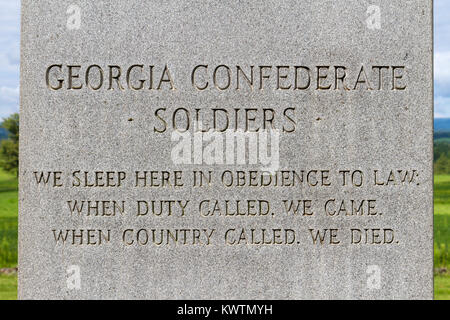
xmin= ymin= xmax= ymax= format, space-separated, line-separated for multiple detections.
xmin=19 ymin=0 xmax=433 ymax=299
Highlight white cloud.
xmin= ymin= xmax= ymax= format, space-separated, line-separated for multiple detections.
xmin=0 ymin=0 xmax=19 ymax=41
xmin=0 ymin=85 xmax=19 ymax=119
xmin=6 ymin=41 xmax=19 ymax=66
xmin=435 ymin=52 xmax=450 ymax=85
xmin=0 ymin=104 xmax=18 ymax=119
xmin=0 ymin=85 xmax=19 ymax=102
xmin=435 ymin=0 xmax=450 ymax=53
xmin=0 ymin=45 xmax=19 ymax=77
xmin=435 ymin=51 xmax=450 ymax=102
xmin=435 ymin=96 xmax=450 ymax=118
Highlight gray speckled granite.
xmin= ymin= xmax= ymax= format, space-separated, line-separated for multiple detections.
xmin=19 ymin=0 xmax=433 ymax=299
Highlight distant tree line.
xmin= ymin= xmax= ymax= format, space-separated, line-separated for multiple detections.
xmin=434 ymin=136 xmax=450 ymax=175
xmin=0 ymin=113 xmax=19 ymax=175
xmin=0 ymin=128 xmax=8 ymax=140
xmin=435 ymin=131 xmax=450 ymax=140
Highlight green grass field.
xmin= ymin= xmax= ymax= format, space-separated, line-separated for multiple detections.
xmin=0 ymin=274 xmax=16 ymax=300
xmin=435 ymin=175 xmax=450 ymax=269
xmin=0 ymin=169 xmax=449 ymax=299
xmin=0 ymin=168 xmax=17 ymax=300
xmin=0 ymin=169 xmax=17 ymax=268
xmin=434 ymin=175 xmax=450 ymax=300
xmin=435 ymin=274 xmax=450 ymax=300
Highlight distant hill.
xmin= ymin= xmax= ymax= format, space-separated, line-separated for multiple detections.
xmin=435 ymin=118 xmax=450 ymax=132
xmin=435 ymin=119 xmax=450 ymax=142
xmin=0 ymin=128 xmax=8 ymax=141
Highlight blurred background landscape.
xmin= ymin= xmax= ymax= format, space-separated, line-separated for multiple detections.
xmin=433 ymin=119 xmax=450 ymax=299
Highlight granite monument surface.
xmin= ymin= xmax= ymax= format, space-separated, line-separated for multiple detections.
xmin=19 ymin=0 xmax=433 ymax=299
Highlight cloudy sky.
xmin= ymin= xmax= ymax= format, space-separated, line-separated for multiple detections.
xmin=0 ymin=1 xmax=448 ymax=119
xmin=435 ymin=0 xmax=450 ymax=117
xmin=0 ymin=0 xmax=19 ymax=119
